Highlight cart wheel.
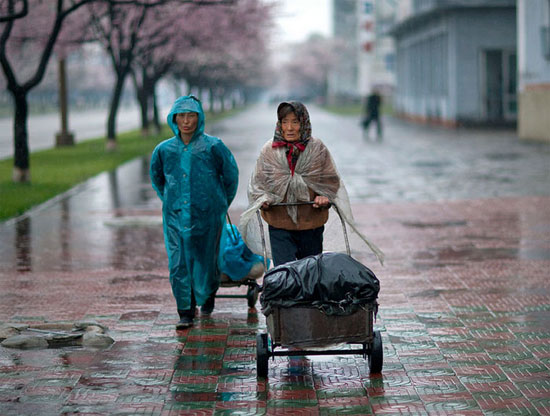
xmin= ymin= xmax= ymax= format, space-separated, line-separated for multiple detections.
xmin=256 ymin=333 xmax=269 ymax=378
xmin=368 ymin=330 xmax=383 ymax=374
xmin=247 ymin=284 xmax=260 ymax=308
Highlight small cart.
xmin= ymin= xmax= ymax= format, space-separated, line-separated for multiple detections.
xmin=254 ymin=203 xmax=383 ymax=377
xmin=217 ymin=217 xmax=264 ymax=308
xmin=217 ymin=273 xmax=262 ymax=308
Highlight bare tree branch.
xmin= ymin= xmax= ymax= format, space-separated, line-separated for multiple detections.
xmin=108 ymin=0 xmax=235 ymax=6
xmin=0 ymin=0 xmax=28 ymax=23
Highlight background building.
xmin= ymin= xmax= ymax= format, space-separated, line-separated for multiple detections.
xmin=517 ymin=0 xmax=550 ymax=142
xmin=390 ymin=0 xmax=517 ymax=126
xmin=329 ymin=0 xmax=397 ymax=104
xmin=329 ymin=0 xmax=549 ymax=143
xmin=329 ymin=0 xmax=359 ymax=103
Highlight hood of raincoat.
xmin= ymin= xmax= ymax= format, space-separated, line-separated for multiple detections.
xmin=167 ymin=95 xmax=205 ymax=140
xmin=274 ymin=101 xmax=312 ymax=144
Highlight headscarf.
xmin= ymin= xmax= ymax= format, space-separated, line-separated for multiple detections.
xmin=272 ymin=101 xmax=312 ymax=175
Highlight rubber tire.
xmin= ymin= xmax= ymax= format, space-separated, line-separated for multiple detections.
xmin=368 ymin=330 xmax=383 ymax=374
xmin=247 ymin=284 xmax=259 ymax=308
xmin=256 ymin=333 xmax=269 ymax=378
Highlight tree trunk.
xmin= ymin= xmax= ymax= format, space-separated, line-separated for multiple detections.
xmin=12 ymin=89 xmax=30 ymax=182
xmin=220 ymin=90 xmax=226 ymax=112
xmin=133 ymin=67 xmax=150 ymax=136
xmin=138 ymin=85 xmax=149 ymax=136
xmin=152 ymin=87 xmax=161 ymax=133
xmin=143 ymin=76 xmax=156 ymax=135
xmin=209 ymin=87 xmax=214 ymax=113
xmin=106 ymin=73 xmax=126 ymax=149
xmin=173 ymin=80 xmax=182 ymax=98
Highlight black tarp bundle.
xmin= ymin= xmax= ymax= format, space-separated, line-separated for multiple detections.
xmin=260 ymin=252 xmax=380 ymax=316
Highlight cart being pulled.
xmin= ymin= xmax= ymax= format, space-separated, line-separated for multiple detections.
xmin=254 ymin=203 xmax=383 ymax=378
xmin=217 ymin=220 xmax=266 ymax=308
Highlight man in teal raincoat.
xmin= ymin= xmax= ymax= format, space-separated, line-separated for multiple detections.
xmin=150 ymin=95 xmax=238 ymax=329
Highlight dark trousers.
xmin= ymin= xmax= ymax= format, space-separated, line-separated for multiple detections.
xmin=269 ymin=225 xmax=324 ymax=267
xmin=362 ymin=114 xmax=382 ymax=139
xmin=178 ymin=292 xmax=196 ymax=319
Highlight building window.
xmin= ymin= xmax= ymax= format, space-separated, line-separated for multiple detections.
xmin=401 ymin=34 xmax=447 ymax=98
xmin=544 ymin=0 xmax=550 ymax=60
xmin=542 ymin=26 xmax=550 ymax=60
xmin=385 ymin=53 xmax=395 ymax=71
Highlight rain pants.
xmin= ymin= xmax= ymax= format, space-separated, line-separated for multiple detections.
xmin=150 ymin=96 xmax=239 ymax=311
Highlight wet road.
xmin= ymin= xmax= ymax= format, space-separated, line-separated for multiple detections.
xmin=0 ymin=103 xmax=549 ymax=415
xmin=0 ymin=102 xmax=548 ymax=272
xmin=0 ymin=106 xmax=142 ymax=160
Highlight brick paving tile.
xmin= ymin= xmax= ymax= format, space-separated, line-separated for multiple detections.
xmin=268 ymin=389 xmax=317 ymax=400
xmin=265 ymin=407 xmax=320 ymax=415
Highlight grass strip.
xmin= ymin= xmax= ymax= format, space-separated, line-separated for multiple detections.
xmin=0 ymin=109 xmax=239 ymax=222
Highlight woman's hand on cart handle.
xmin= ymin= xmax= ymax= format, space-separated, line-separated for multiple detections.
xmin=269 ymin=200 xmax=332 ymax=208
xmin=261 ymin=202 xmax=271 ymax=210
xmin=313 ymin=196 xmax=330 ymax=209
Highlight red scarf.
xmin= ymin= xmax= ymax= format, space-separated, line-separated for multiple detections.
xmin=272 ymin=141 xmax=306 ymax=176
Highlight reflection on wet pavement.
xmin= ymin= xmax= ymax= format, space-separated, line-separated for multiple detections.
xmin=1 ymin=104 xmax=549 ymax=274
xmin=15 ymin=217 xmax=32 ymax=272
xmin=0 ymin=156 xmax=165 ymax=273
xmin=1 ymin=196 xmax=546 ymax=414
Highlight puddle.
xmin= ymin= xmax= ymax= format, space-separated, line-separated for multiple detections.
xmin=113 ymin=294 xmax=163 ymax=303
xmin=410 ymin=289 xmax=451 ymax=298
xmin=0 ymin=322 xmax=113 ymax=349
xmin=110 ymin=274 xmax=166 ymax=284
xmin=472 ymin=173 xmax=513 ymax=183
xmin=414 ymin=246 xmax=550 ymax=263
xmin=0 ymin=157 xmax=163 ymax=273
xmin=119 ymin=310 xmax=160 ymax=321
xmin=104 ymin=216 xmax=162 ymax=227
xmin=484 ymin=152 xmax=522 ymax=161
xmin=412 ymin=160 xmax=450 ymax=168
xmin=403 ymin=220 xmax=467 ymax=228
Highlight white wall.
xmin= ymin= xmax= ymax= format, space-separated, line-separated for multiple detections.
xmin=454 ymin=8 xmax=517 ymax=121
xmin=518 ymin=0 xmax=550 ymax=90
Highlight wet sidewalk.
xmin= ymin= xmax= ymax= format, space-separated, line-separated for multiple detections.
xmin=1 ymin=104 xmax=549 ymax=415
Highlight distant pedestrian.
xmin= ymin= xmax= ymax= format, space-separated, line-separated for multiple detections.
xmin=150 ymin=95 xmax=239 ymax=329
xmin=362 ymin=89 xmax=383 ymax=141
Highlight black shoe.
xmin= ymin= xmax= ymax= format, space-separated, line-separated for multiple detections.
xmin=200 ymin=293 xmax=216 ymax=315
xmin=176 ymin=309 xmax=195 ymax=329
xmin=176 ymin=315 xmax=193 ymax=329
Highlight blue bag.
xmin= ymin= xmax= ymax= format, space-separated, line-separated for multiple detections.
xmin=220 ymin=224 xmax=268 ymax=281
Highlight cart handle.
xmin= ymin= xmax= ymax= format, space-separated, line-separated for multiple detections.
xmin=269 ymin=201 xmax=330 ymax=208
xmin=226 ymin=213 xmax=239 ymax=241
xmin=256 ymin=201 xmax=351 ymax=271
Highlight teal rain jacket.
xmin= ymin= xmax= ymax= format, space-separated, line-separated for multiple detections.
xmin=150 ymin=96 xmax=239 ymax=311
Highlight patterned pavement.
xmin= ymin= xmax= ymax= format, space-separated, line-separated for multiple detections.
xmin=1 ymin=105 xmax=549 ymax=415
xmin=1 ymin=195 xmax=549 ymax=415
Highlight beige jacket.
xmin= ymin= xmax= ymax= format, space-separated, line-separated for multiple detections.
xmin=252 ymin=138 xmax=340 ymax=230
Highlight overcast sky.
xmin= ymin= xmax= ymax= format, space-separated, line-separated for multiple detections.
xmin=273 ymin=0 xmax=332 ymax=43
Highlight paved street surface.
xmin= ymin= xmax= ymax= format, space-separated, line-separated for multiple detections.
xmin=0 ymin=106 xmax=142 ymax=160
xmin=0 ymin=103 xmax=549 ymax=415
